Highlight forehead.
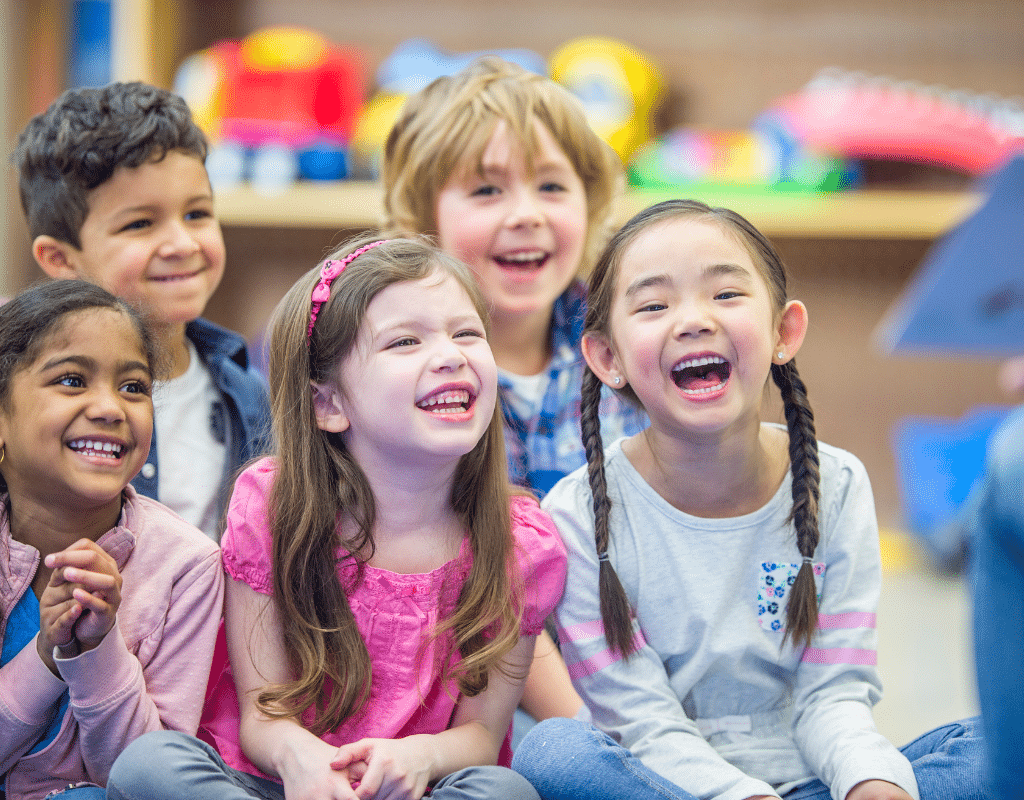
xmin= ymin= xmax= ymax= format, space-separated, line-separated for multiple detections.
xmin=362 ymin=271 xmax=481 ymax=331
xmin=85 ymin=150 xmax=211 ymax=216
xmin=617 ymin=217 xmax=762 ymax=284
xmin=463 ymin=118 xmax=574 ymax=178
xmin=36 ymin=308 xmax=146 ymax=363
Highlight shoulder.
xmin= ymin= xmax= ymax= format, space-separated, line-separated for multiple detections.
xmin=509 ymin=494 xmax=567 ymax=569
xmin=221 ymin=457 xmax=278 ymax=593
xmin=816 ymin=439 xmax=872 ymax=501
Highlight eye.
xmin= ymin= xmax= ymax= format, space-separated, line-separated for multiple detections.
xmin=185 ymin=208 xmax=213 ymax=222
xmin=118 ymin=218 xmax=152 ymax=233
xmin=387 ymin=336 xmax=419 ymax=349
xmin=121 ymin=379 xmax=152 ymax=396
xmin=714 ymin=290 xmax=743 ymax=301
xmin=636 ymin=302 xmax=667 ymax=313
xmin=539 ymin=181 xmax=566 ymax=193
xmin=55 ymin=373 xmax=85 ymax=388
xmin=454 ymin=328 xmax=485 ymax=340
xmin=470 ymin=184 xmax=500 ymax=197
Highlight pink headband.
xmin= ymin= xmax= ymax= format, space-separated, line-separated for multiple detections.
xmin=307 ymin=240 xmax=390 ymax=340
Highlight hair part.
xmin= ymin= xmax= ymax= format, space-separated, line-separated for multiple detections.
xmin=381 ymin=56 xmax=623 ymax=271
xmin=581 ymin=199 xmax=822 ymax=655
xmin=259 ymin=234 xmax=522 ymax=733
xmin=11 ymin=81 xmax=208 ymax=249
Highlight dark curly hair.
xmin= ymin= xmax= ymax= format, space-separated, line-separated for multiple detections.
xmin=11 ymin=82 xmax=208 ymax=248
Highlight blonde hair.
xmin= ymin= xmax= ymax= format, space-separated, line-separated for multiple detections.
xmin=382 ymin=56 xmax=623 ymax=271
xmin=259 ymin=234 xmax=523 ymax=734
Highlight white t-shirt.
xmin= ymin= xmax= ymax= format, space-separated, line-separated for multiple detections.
xmin=152 ymin=341 xmax=228 ymax=540
xmin=499 ymin=367 xmax=548 ymax=421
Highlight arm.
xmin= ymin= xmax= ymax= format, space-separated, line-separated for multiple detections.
xmin=0 ymin=637 xmax=68 ymax=774
xmin=544 ymin=480 xmax=779 ymax=800
xmin=227 ymin=576 xmax=361 ymax=800
xmin=790 ymin=457 xmax=918 ymax=800
xmin=519 ymin=628 xmax=583 ymax=721
xmin=58 ymin=542 xmax=224 ymax=785
xmin=332 ymin=634 xmax=537 ymax=800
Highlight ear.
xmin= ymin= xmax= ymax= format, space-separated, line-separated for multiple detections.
xmin=581 ymin=331 xmax=626 ymax=389
xmin=773 ymin=300 xmax=809 ymax=365
xmin=310 ymin=381 xmax=350 ymax=433
xmin=33 ymin=235 xmax=82 ymax=279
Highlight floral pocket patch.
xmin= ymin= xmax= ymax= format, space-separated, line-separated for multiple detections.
xmin=757 ymin=561 xmax=825 ymax=631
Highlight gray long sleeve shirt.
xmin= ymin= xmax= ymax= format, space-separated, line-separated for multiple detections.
xmin=543 ymin=433 xmax=918 ymax=800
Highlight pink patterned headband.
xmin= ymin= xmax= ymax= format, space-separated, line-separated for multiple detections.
xmin=307 ymin=240 xmax=390 ymax=340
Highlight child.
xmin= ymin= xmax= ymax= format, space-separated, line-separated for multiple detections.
xmin=0 ymin=280 xmax=224 ymax=800
xmin=511 ymin=200 xmax=985 ymax=800
xmin=12 ymin=82 xmax=271 ymax=540
xmin=105 ymin=236 xmax=566 ymax=800
xmin=383 ymin=56 xmax=646 ymax=724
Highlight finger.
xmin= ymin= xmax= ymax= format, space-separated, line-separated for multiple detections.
xmin=353 ymin=758 xmax=383 ymax=800
xmin=331 ymin=741 xmax=373 ymax=770
xmin=61 ymin=567 xmax=118 ymax=593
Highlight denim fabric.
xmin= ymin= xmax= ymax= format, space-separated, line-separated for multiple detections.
xmin=108 ymin=730 xmax=539 ymax=800
xmin=131 ymin=317 xmax=271 ymax=514
xmin=513 ymin=717 xmax=984 ymax=800
xmin=971 ymin=405 xmax=1024 ymax=800
xmin=511 ymin=718 xmax=699 ymax=800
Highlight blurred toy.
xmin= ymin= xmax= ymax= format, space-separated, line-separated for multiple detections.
xmin=174 ymin=26 xmax=364 ymax=191
xmin=349 ymin=39 xmax=545 ymax=179
xmin=549 ymin=37 xmax=664 ymax=164
xmin=629 ymin=124 xmax=857 ymax=192
xmin=762 ymin=67 xmax=1024 ymax=175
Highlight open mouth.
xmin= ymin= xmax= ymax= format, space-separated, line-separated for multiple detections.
xmin=671 ymin=355 xmax=732 ymax=395
xmin=493 ymin=250 xmax=549 ymax=272
xmin=152 ymin=266 xmax=205 ymax=283
xmin=416 ymin=388 xmax=475 ymax=415
xmin=68 ymin=438 xmax=125 ymax=459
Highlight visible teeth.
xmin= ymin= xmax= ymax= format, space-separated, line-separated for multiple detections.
xmin=69 ymin=439 xmax=123 ymax=458
xmin=682 ymin=384 xmax=724 ymax=395
xmin=672 ymin=355 xmax=727 ymax=372
xmin=497 ymin=251 xmax=545 ymax=263
xmin=417 ymin=390 xmax=471 ymax=409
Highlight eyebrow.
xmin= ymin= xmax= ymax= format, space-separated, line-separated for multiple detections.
xmin=623 ymin=263 xmax=753 ymax=299
xmin=40 ymin=354 xmax=151 ymax=375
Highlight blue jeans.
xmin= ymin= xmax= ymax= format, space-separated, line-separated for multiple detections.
xmin=971 ymin=405 xmax=1024 ymax=800
xmin=512 ymin=717 xmax=985 ymax=800
xmin=107 ymin=730 xmax=539 ymax=800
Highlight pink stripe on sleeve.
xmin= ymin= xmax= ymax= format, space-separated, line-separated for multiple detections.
xmin=817 ymin=612 xmax=877 ymax=629
xmin=558 ymin=619 xmax=607 ymax=644
xmin=565 ymin=632 xmax=648 ymax=680
xmin=801 ymin=647 xmax=877 ymax=666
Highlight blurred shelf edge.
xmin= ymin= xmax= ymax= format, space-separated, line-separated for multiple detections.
xmin=213 ymin=182 xmax=982 ymax=240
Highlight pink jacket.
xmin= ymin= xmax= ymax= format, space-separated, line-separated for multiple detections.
xmin=0 ymin=487 xmax=224 ymax=799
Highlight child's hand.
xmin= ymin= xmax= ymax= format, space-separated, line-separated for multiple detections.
xmin=278 ymin=740 xmax=363 ymax=800
xmin=38 ymin=539 xmax=122 ymax=658
xmin=845 ymin=780 xmax=915 ymax=800
xmin=331 ymin=735 xmax=435 ymax=800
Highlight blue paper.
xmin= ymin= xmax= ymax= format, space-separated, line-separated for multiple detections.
xmin=874 ymin=154 xmax=1024 ymax=357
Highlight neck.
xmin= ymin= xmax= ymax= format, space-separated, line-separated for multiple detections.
xmin=7 ymin=494 xmax=122 ymax=595
xmin=156 ymin=323 xmax=191 ymax=379
xmin=346 ymin=449 xmax=464 ymax=573
xmin=623 ymin=420 xmax=790 ymax=518
xmin=489 ymin=309 xmax=553 ymax=376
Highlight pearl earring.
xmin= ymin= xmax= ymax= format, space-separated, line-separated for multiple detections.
xmin=777 ymin=351 xmax=785 ymax=360
xmin=613 ymin=376 xmax=621 ymax=385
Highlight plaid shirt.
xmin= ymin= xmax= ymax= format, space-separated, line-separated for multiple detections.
xmin=499 ymin=282 xmax=648 ymax=497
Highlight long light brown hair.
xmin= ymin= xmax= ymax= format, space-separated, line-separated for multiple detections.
xmin=259 ymin=234 xmax=522 ymax=734
xmin=581 ymin=200 xmax=822 ymax=655
xmin=381 ymin=56 xmax=623 ymax=271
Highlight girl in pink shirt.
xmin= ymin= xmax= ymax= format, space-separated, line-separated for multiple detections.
xmin=108 ymin=236 xmax=566 ymax=800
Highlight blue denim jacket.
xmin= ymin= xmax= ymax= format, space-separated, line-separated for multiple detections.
xmin=131 ymin=317 xmax=271 ymax=516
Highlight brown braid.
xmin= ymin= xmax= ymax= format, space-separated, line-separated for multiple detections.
xmin=771 ymin=358 xmax=822 ymax=648
xmin=580 ymin=367 xmax=637 ymax=658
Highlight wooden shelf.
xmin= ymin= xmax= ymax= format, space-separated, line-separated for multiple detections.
xmin=213 ymin=182 xmax=981 ymax=240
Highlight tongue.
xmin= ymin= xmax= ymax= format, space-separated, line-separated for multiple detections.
xmin=677 ymin=365 xmax=727 ymax=391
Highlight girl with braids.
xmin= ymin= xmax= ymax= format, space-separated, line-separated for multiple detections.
xmin=511 ymin=200 xmax=984 ymax=800
xmin=107 ymin=236 xmax=565 ymax=800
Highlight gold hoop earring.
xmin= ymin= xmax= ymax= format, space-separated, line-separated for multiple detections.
xmin=0 ymin=445 xmax=5 ymax=465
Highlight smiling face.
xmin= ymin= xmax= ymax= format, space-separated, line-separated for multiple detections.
xmin=0 ymin=308 xmax=153 ymax=518
xmin=434 ymin=120 xmax=588 ymax=331
xmin=57 ymin=150 xmax=225 ymax=332
xmin=586 ymin=217 xmax=805 ymax=440
xmin=313 ymin=271 xmax=498 ymax=474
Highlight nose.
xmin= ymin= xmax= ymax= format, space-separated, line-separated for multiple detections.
xmin=673 ymin=298 xmax=717 ymax=339
xmin=432 ymin=337 xmax=469 ymax=372
xmin=86 ymin=386 xmax=128 ymax=424
xmin=503 ymin=187 xmax=544 ymax=229
xmin=156 ymin=219 xmax=202 ymax=259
